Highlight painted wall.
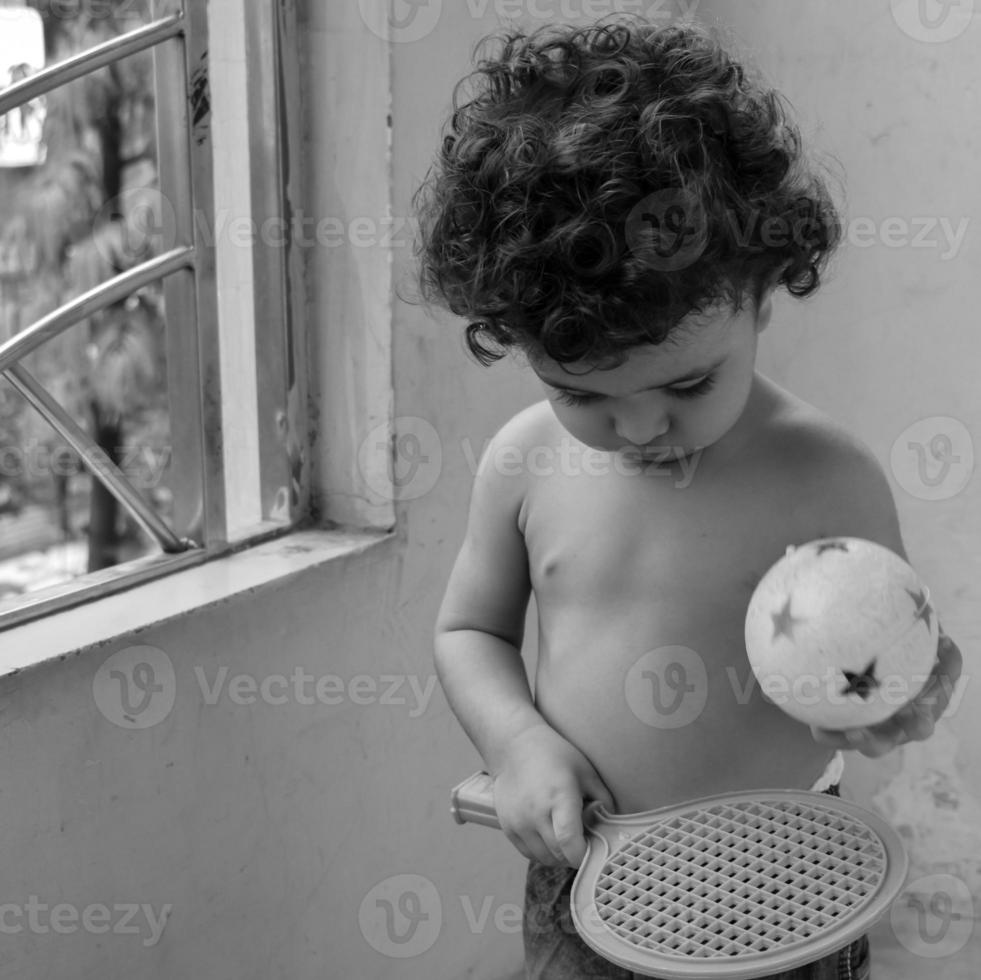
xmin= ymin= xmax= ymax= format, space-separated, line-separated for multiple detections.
xmin=695 ymin=1 xmax=981 ymax=975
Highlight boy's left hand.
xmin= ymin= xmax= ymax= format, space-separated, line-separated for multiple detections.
xmin=809 ymin=627 xmax=963 ymax=758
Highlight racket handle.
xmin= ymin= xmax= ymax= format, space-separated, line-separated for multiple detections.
xmin=451 ymin=770 xmax=607 ymax=831
xmin=450 ymin=770 xmax=501 ymax=829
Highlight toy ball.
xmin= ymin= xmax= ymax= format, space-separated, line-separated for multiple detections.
xmin=744 ymin=537 xmax=939 ymax=730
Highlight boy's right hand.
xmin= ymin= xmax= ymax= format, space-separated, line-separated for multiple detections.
xmin=491 ymin=724 xmax=615 ymax=868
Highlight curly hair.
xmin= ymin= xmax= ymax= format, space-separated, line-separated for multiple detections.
xmin=411 ymin=15 xmax=842 ymax=367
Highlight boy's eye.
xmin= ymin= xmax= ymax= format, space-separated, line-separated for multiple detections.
xmin=552 ymin=374 xmax=716 ymax=407
xmin=667 ymin=374 xmax=716 ymax=400
xmin=553 ymin=389 xmax=600 ymax=407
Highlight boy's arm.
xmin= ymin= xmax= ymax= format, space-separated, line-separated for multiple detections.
xmin=797 ymin=428 xmax=964 ymax=757
xmin=434 ymin=410 xmax=614 ymax=865
xmin=433 ymin=413 xmax=542 ymax=772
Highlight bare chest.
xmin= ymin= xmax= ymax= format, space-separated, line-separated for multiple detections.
xmin=522 ymin=449 xmax=798 ymax=627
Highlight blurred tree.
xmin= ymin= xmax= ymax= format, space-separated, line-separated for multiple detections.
xmin=0 ymin=0 xmax=170 ymax=572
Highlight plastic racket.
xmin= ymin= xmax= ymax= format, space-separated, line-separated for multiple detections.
xmin=451 ymin=771 xmax=908 ymax=979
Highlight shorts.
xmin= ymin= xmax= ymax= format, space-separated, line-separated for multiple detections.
xmin=523 ymin=758 xmax=870 ymax=979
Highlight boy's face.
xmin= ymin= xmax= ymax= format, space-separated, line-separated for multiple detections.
xmin=529 ymin=297 xmax=772 ymax=462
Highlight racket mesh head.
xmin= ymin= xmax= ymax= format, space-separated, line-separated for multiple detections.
xmin=594 ymin=797 xmax=886 ymax=959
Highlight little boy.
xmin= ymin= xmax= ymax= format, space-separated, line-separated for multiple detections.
xmin=415 ymin=16 xmax=962 ymax=979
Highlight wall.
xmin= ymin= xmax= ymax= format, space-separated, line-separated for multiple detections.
xmin=696 ymin=1 xmax=981 ymax=975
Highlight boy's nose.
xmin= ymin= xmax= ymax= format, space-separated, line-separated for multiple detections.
xmin=613 ymin=408 xmax=670 ymax=447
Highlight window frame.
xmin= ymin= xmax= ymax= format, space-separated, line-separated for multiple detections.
xmin=0 ymin=0 xmax=306 ymax=631
xmin=0 ymin=0 xmax=398 ymax=641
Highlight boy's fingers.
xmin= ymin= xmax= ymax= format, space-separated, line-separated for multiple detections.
xmin=907 ymin=709 xmax=936 ymax=740
xmin=810 ymin=631 xmax=962 ymax=751
xmin=936 ymin=632 xmax=963 ymax=684
xmin=856 ymin=735 xmax=894 ymax=758
xmin=504 ymin=826 xmax=560 ymax=867
xmin=581 ymin=772 xmax=616 ymax=813
xmin=498 ymin=800 xmax=566 ymax=865
xmin=809 ymin=725 xmax=850 ymax=748
xmin=913 ymin=670 xmax=943 ymax=710
xmin=809 ymin=725 xmax=835 ymax=744
xmin=810 ymin=723 xmax=897 ymax=754
xmin=550 ymin=800 xmax=587 ymax=868
xmin=503 ymin=831 xmax=532 ymax=861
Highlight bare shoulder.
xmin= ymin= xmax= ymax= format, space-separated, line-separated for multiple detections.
xmin=758 ymin=378 xmax=909 ymax=560
xmin=469 ymin=398 xmax=555 ymax=518
xmin=476 ymin=400 xmax=557 ymax=480
xmin=486 ymin=398 xmax=557 ymax=455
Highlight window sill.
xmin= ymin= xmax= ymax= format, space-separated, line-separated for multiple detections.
xmin=0 ymin=528 xmax=394 ymax=678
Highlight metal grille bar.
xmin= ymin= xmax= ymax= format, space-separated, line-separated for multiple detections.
xmin=0 ymin=247 xmax=194 ymax=373
xmin=3 ymin=363 xmax=195 ymax=553
xmin=0 ymin=12 xmax=184 ymax=118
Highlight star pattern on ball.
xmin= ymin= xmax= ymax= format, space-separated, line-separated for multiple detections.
xmin=906 ymin=587 xmax=934 ymax=631
xmin=816 ymin=539 xmax=850 ymax=556
xmin=840 ymin=658 xmax=880 ymax=700
xmin=770 ymin=595 xmax=806 ymax=642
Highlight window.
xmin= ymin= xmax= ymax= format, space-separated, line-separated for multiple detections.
xmin=0 ymin=0 xmax=306 ymax=630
